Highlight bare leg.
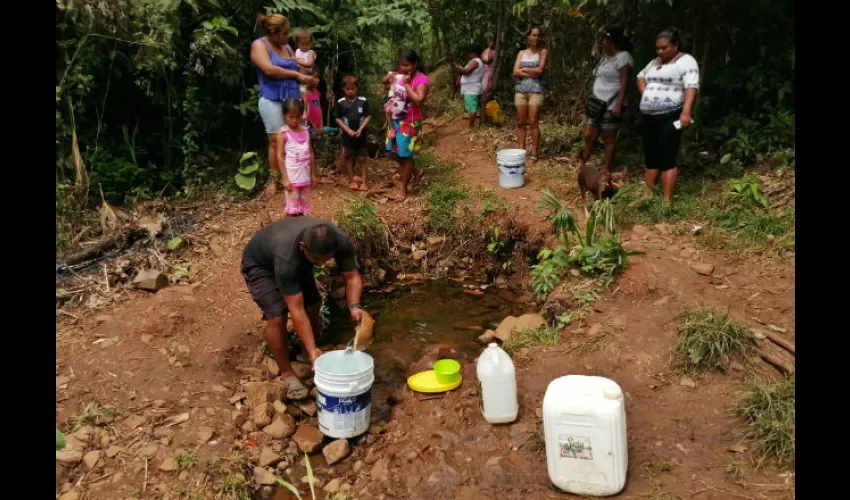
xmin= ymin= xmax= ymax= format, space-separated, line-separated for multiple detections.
xmin=601 ymin=129 xmax=617 ymax=177
xmin=528 ymin=104 xmax=542 ymax=160
xmin=516 ymin=104 xmax=529 ymax=151
xmin=580 ymin=126 xmax=601 ymax=166
xmin=660 ymin=168 xmax=679 ymax=202
xmin=391 ymin=157 xmax=414 ymax=201
xmin=645 ymin=169 xmax=661 ymax=195
xmin=263 ymin=316 xmax=308 ymax=397
xmin=266 ymin=133 xmax=280 ymax=195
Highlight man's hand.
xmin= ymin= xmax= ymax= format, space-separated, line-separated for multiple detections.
xmin=349 ymin=306 xmax=364 ymax=323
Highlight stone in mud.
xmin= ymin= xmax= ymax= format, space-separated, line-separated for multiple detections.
xmin=426 ymin=236 xmax=446 ymax=254
xmin=323 ymin=439 xmax=351 ymax=465
xmin=122 ymin=414 xmax=147 ymax=430
xmin=243 ymin=381 xmax=286 ymax=410
xmin=158 ymin=457 xmax=179 ymax=472
xmin=258 ymin=447 xmax=282 ymax=468
xmin=494 ymin=313 xmax=546 ymax=342
xmin=252 ymin=402 xmax=273 ymax=427
xmin=133 ymin=269 xmax=169 ymax=292
xmin=253 ymin=467 xmax=278 ymax=485
xmin=370 ymin=458 xmax=390 ymax=482
xmin=273 ymin=400 xmax=287 ymax=414
xmin=265 ymin=357 xmax=280 ymax=376
xmin=56 ymin=449 xmax=83 ymax=464
xmin=58 ymin=491 xmax=80 ymax=500
xmin=241 ymin=420 xmax=256 ymax=433
xmin=290 ymin=362 xmax=312 ymax=381
xmin=262 ymin=413 xmax=297 ymax=439
xmin=197 ymin=426 xmax=214 ymax=444
xmin=294 ymin=400 xmax=317 ymax=417
xmin=70 ymin=426 xmax=94 ymax=444
xmin=353 ymin=460 xmax=364 ymax=473
xmin=690 ymin=263 xmax=715 ymax=276
xmin=377 ymin=269 xmax=388 ymax=283
xmin=630 ymin=225 xmax=650 ymax=240
xmin=478 ymin=329 xmax=497 ymax=343
xmin=82 ymin=450 xmax=100 ymax=469
xmin=324 ymin=478 xmax=343 ymax=493
xmin=412 ymin=249 xmax=428 ymax=261
xmin=292 ymin=424 xmax=324 ymax=453
xmin=136 ymin=444 xmax=159 ymax=459
xmin=105 ymin=446 xmax=122 ymax=458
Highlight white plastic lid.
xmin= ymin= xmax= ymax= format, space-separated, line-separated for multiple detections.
xmin=603 ymin=386 xmax=623 ymax=400
xmin=488 ymin=343 xmax=499 ymax=348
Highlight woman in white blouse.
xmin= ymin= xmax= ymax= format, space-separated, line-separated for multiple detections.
xmin=579 ymin=27 xmax=634 ymax=181
xmin=636 ymin=28 xmax=699 ymax=203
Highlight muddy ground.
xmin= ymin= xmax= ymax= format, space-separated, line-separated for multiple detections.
xmin=56 ymin=114 xmax=794 ymax=500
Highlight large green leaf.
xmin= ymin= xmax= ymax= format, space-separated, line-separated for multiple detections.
xmin=238 ymin=163 xmax=259 ymax=175
xmin=235 ymin=172 xmax=256 ymax=191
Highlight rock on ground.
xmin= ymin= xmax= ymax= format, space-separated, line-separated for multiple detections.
xmin=252 ymin=402 xmax=273 ymax=427
xmin=292 ymin=424 xmax=324 ymax=453
xmin=82 ymin=450 xmax=100 ymax=469
xmin=370 ymin=458 xmax=390 ymax=482
xmin=322 ymin=439 xmax=351 ymax=465
xmin=158 ymin=457 xmax=179 ymax=472
xmin=290 ymin=362 xmax=312 ymax=381
xmin=324 ymin=477 xmax=343 ymax=493
xmin=253 ymin=467 xmax=278 ymax=485
xmin=58 ymin=491 xmax=81 ymax=500
xmin=133 ymin=269 xmax=169 ymax=292
xmin=197 ymin=426 xmax=214 ymax=443
xmin=262 ymin=414 xmax=297 ymax=439
xmin=56 ymin=449 xmax=83 ymax=465
xmin=258 ymin=447 xmax=282 ymax=468
xmin=494 ymin=313 xmax=547 ymax=342
xmin=243 ymin=381 xmax=286 ymax=410
xmin=690 ymin=262 xmax=715 ymax=276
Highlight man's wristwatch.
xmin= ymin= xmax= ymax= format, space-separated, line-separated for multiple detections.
xmin=347 ymin=303 xmax=362 ymax=311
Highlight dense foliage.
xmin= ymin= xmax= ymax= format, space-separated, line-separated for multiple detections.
xmin=56 ymin=0 xmax=794 ymax=221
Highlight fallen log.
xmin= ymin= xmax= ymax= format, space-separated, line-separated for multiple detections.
xmin=759 ymin=352 xmax=794 ymax=376
xmin=60 ymin=228 xmax=148 ymax=268
xmin=764 ymin=332 xmax=795 ymax=355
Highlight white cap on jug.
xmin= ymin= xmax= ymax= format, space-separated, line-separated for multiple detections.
xmin=488 ymin=343 xmax=498 ymax=348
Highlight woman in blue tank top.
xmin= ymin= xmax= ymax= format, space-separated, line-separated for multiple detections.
xmin=250 ymin=14 xmax=317 ymax=194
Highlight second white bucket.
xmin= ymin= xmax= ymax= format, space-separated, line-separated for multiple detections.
xmin=314 ymin=350 xmax=375 ymax=439
xmin=497 ymin=149 xmax=526 ymax=189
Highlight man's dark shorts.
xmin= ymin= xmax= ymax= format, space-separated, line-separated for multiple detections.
xmin=241 ymin=261 xmax=321 ymax=320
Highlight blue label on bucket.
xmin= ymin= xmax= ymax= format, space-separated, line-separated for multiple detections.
xmin=316 ymin=390 xmax=372 ymax=413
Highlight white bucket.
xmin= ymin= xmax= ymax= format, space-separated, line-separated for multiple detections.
xmin=314 ymin=350 xmax=375 ymax=439
xmin=497 ymin=149 xmax=526 ymax=189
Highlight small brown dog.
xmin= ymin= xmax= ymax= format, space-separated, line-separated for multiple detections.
xmin=578 ymin=164 xmax=625 ymax=215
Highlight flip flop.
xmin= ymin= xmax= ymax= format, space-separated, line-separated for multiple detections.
xmin=348 ymin=182 xmax=360 ymax=190
xmin=357 ymin=184 xmax=370 ymax=192
xmin=283 ymin=376 xmax=309 ymax=401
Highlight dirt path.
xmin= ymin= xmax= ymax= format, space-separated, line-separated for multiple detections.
xmin=55 ymin=119 xmax=794 ymax=500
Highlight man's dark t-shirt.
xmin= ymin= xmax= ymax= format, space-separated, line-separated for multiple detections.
xmin=241 ymin=217 xmax=357 ymax=296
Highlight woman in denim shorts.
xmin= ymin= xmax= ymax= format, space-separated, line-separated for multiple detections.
xmin=512 ymin=26 xmax=548 ymax=163
xmin=250 ymin=14 xmax=317 ymax=194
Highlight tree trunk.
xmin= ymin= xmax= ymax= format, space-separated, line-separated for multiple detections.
xmin=491 ymin=0 xmax=509 ymax=98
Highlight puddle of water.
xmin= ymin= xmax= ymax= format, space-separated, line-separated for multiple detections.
xmin=323 ymin=280 xmax=528 ymax=365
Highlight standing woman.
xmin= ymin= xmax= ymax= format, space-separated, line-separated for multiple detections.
xmin=579 ymin=28 xmax=634 ymax=180
xmin=636 ymin=28 xmax=699 ymax=204
xmin=384 ymin=50 xmax=430 ymax=202
xmin=250 ymin=14 xmax=316 ymax=194
xmin=513 ymin=27 xmax=548 ymax=163
xmin=481 ymin=39 xmax=497 ymax=104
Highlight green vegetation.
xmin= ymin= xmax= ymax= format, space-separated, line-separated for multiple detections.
xmin=532 ymin=189 xmax=631 ymax=297
xmin=733 ymin=376 xmax=795 ymax=469
xmin=233 ymin=152 xmax=263 ymax=192
xmin=427 ymin=185 xmax=467 ymax=234
xmin=504 ymin=326 xmax=561 ymax=354
xmin=673 ymin=308 xmax=757 ymax=374
xmin=336 ymin=198 xmax=382 ymax=241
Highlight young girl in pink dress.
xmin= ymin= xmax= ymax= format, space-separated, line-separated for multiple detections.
xmin=276 ymin=98 xmax=315 ymax=216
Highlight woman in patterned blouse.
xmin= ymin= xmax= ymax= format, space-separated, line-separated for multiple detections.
xmin=636 ymin=28 xmax=700 ymax=204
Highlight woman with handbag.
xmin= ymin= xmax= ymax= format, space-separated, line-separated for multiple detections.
xmin=579 ymin=28 xmax=634 ymax=181
xmin=636 ymin=28 xmax=700 ymax=204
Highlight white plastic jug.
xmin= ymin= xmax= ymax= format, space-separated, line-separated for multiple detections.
xmin=542 ymin=375 xmax=628 ymax=496
xmin=477 ymin=343 xmax=518 ymax=424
